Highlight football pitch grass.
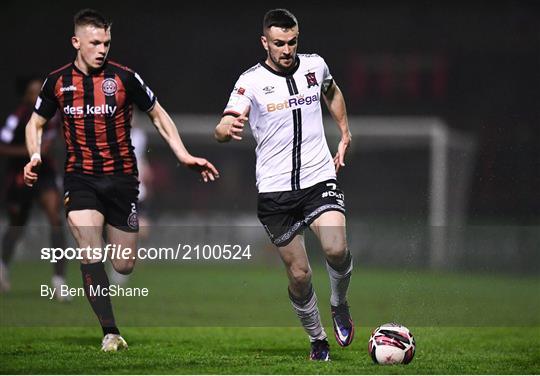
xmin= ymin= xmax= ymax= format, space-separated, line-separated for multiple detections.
xmin=2 ymin=326 xmax=539 ymax=374
xmin=1 ymin=262 xmax=539 ymax=374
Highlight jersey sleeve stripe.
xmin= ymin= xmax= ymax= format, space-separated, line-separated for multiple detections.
xmin=49 ymin=62 xmax=72 ymax=76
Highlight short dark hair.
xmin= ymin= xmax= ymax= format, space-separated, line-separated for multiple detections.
xmin=74 ymin=8 xmax=111 ymax=30
xmin=263 ymin=9 xmax=298 ymax=32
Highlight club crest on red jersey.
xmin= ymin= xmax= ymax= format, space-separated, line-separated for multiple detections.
xmin=102 ymin=78 xmax=118 ymax=96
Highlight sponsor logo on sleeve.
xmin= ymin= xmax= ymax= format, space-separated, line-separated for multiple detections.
xmin=34 ymin=97 xmax=43 ymax=111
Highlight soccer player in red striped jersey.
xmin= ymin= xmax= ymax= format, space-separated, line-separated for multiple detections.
xmin=23 ymin=9 xmax=219 ymax=351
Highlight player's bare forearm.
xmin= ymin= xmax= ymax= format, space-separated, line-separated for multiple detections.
xmin=324 ymin=82 xmax=351 ymax=172
xmin=23 ymin=113 xmax=47 ymax=186
xmin=147 ymin=101 xmax=191 ymax=164
xmin=25 ymin=113 xmax=47 ymax=158
xmin=323 ymin=83 xmax=351 ymax=141
xmin=215 ymin=118 xmax=232 ymax=142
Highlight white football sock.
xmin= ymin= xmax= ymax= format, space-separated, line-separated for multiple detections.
xmin=289 ymin=285 xmax=327 ymax=342
xmin=326 ymin=251 xmax=353 ymax=307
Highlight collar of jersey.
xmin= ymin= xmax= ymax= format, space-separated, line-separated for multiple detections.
xmin=71 ymin=60 xmax=108 ymax=76
xmin=260 ymin=56 xmax=300 ymax=77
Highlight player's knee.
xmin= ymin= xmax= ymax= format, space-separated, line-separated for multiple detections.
xmin=290 ymin=265 xmax=312 ymax=287
xmin=322 ymin=240 xmax=348 ymax=264
xmin=114 ymin=260 xmax=135 ymax=275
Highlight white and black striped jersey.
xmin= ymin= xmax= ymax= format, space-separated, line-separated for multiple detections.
xmin=223 ymin=54 xmax=336 ymax=193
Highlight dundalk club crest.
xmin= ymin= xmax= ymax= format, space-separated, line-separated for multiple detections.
xmin=305 ymin=72 xmax=318 ymax=88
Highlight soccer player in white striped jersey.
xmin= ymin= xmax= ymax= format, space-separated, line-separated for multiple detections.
xmin=215 ymin=9 xmax=354 ymax=361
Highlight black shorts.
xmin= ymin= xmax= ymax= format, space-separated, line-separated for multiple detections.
xmin=64 ymin=173 xmax=140 ymax=233
xmin=257 ymin=179 xmax=346 ymax=247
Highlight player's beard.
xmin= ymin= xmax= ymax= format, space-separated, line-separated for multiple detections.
xmin=270 ymin=53 xmax=296 ymax=73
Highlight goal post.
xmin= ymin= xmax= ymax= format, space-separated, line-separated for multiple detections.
xmin=133 ymin=113 xmax=477 ymax=270
xmin=329 ymin=116 xmax=476 ymax=269
xmin=3 ymin=114 xmax=532 ymax=273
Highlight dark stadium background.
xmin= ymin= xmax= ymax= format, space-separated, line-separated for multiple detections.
xmin=2 ymin=1 xmax=538 ymax=218
xmin=1 ymin=1 xmax=538 ymax=273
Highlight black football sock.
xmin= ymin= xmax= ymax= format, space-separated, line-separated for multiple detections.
xmin=80 ymin=262 xmax=120 ymax=336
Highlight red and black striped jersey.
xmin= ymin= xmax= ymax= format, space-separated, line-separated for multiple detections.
xmin=34 ymin=60 xmax=157 ymax=176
